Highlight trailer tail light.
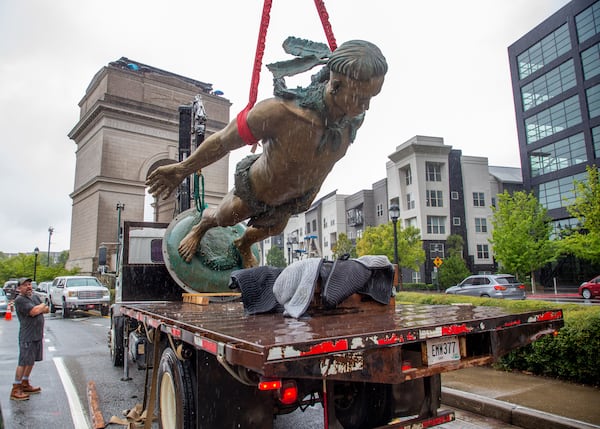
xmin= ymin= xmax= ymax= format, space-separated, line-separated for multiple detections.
xmin=518 ymin=284 xmax=526 ymax=290
xmin=278 ymin=381 xmax=298 ymax=405
xmin=258 ymin=378 xmax=298 ymax=405
xmin=258 ymin=379 xmax=281 ymax=391
xmin=494 ymin=285 xmax=507 ymax=291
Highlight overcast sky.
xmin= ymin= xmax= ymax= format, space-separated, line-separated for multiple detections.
xmin=0 ymin=0 xmax=571 ymax=254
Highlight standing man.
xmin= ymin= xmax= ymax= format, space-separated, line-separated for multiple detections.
xmin=10 ymin=277 xmax=49 ymax=401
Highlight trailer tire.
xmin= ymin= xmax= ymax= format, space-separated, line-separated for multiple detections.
xmin=110 ymin=315 xmax=125 ymax=367
xmin=334 ymin=382 xmax=390 ymax=429
xmin=157 ymin=347 xmax=195 ymax=429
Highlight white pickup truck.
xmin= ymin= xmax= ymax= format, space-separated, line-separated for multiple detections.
xmin=49 ymin=275 xmax=110 ymax=318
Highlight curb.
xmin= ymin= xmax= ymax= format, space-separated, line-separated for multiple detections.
xmin=442 ymin=387 xmax=600 ymax=429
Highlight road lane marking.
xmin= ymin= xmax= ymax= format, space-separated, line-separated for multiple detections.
xmin=53 ymin=357 xmax=91 ymax=429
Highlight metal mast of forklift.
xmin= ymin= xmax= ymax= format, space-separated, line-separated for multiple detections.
xmin=177 ymin=95 xmax=207 ymax=214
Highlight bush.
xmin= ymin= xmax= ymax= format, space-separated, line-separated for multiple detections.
xmin=498 ymin=311 xmax=600 ymax=386
xmin=400 ymin=283 xmax=433 ymax=291
xmin=395 ymin=292 xmax=600 ymax=386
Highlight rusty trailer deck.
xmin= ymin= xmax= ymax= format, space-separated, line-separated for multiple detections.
xmin=119 ymin=301 xmax=563 ymax=383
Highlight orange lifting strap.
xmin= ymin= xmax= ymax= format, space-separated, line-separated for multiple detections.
xmin=236 ymin=0 xmax=338 ymax=147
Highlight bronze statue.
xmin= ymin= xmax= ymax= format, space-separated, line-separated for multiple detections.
xmin=147 ymin=38 xmax=387 ymax=268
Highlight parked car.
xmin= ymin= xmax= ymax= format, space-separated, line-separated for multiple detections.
xmin=49 ymin=276 xmax=110 ymax=318
xmin=34 ymin=281 xmax=51 ymax=305
xmin=579 ymin=275 xmax=600 ymax=299
xmin=3 ymin=280 xmax=19 ymax=301
xmin=3 ymin=279 xmax=37 ymax=300
xmin=445 ymin=274 xmax=526 ymax=299
xmin=0 ymin=289 xmax=8 ymax=316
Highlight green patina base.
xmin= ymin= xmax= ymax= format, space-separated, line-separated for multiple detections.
xmin=163 ymin=209 xmax=260 ymax=293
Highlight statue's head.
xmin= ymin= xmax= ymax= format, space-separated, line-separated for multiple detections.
xmin=328 ymin=40 xmax=388 ymax=81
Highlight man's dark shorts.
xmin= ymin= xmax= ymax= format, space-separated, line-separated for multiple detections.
xmin=18 ymin=340 xmax=43 ymax=366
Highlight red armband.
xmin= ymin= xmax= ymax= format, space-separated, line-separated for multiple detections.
xmin=236 ymin=108 xmax=258 ymax=145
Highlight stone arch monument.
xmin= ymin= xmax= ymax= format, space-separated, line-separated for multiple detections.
xmin=66 ymin=57 xmax=230 ymax=273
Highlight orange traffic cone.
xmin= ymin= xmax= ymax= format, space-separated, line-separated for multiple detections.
xmin=5 ymin=304 xmax=12 ymax=321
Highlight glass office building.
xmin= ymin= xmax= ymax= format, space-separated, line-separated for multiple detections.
xmin=509 ymin=0 xmax=600 ymax=235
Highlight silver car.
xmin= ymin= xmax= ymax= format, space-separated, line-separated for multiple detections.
xmin=445 ymin=274 xmax=526 ymax=299
xmin=0 ymin=289 xmax=8 ymax=315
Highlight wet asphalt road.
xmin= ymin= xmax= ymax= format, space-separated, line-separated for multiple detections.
xmin=0 ymin=310 xmax=519 ymax=429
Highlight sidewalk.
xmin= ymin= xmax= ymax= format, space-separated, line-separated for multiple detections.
xmin=441 ymin=366 xmax=600 ymax=429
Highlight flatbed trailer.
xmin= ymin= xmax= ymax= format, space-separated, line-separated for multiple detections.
xmin=109 ymin=221 xmax=564 ymax=429
xmin=114 ymin=296 xmax=562 ymax=428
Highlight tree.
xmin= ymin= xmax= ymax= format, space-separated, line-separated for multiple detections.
xmin=356 ymin=223 xmax=425 ymax=288
xmin=490 ymin=191 xmax=556 ymax=292
xmin=0 ymin=252 xmax=79 ymax=284
xmin=438 ymin=235 xmax=471 ymax=288
xmin=561 ymin=165 xmax=600 ymax=264
xmin=266 ymin=246 xmax=287 ymax=268
xmin=332 ymin=233 xmax=357 ymax=259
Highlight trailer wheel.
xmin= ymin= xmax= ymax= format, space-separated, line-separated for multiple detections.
xmin=333 ymin=382 xmax=390 ymax=429
xmin=157 ymin=347 xmax=195 ymax=429
xmin=110 ymin=315 xmax=124 ymax=367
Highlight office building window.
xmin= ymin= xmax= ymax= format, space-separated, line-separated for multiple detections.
xmin=593 ymin=125 xmax=600 ymax=158
xmin=306 ymin=223 xmax=310 ymax=234
xmin=537 ymin=172 xmax=586 ymax=210
xmin=406 ymin=193 xmax=415 ymax=210
xmin=323 ymin=218 xmax=328 ymax=228
xmin=587 ymin=84 xmax=600 ymax=118
xmin=473 ymin=192 xmax=485 ymax=207
xmin=312 ymin=220 xmax=317 ymax=232
xmin=426 ymin=162 xmax=442 ymax=182
xmin=582 ymin=42 xmax=600 ymax=80
xmin=576 ymin=1 xmax=600 ymax=43
xmin=426 ymin=190 xmax=443 ymax=207
xmin=429 ymin=243 xmax=445 ymax=258
xmin=405 ymin=166 xmax=412 ymax=185
xmin=476 ymin=244 xmax=490 ymax=259
xmin=405 ymin=217 xmax=417 ymax=228
xmin=475 ymin=218 xmax=488 ymax=233
xmin=452 ymin=217 xmax=461 ymax=226
xmin=411 ymin=271 xmax=421 ymax=283
xmin=521 ymin=59 xmax=576 ymax=111
xmin=525 ymin=95 xmax=582 ymax=144
xmin=427 ymin=216 xmax=446 ymax=234
xmin=376 ymin=203 xmax=384 ymax=217
xmin=529 ymin=132 xmax=587 ymax=177
xmin=451 ymin=191 xmax=459 ymax=200
xmin=517 ymin=23 xmax=570 ymax=79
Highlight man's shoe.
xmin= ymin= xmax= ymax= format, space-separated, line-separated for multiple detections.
xmin=10 ymin=384 xmax=29 ymax=401
xmin=21 ymin=380 xmax=41 ymax=394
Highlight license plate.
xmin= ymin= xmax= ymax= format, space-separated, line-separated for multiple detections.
xmin=426 ymin=336 xmax=460 ymax=365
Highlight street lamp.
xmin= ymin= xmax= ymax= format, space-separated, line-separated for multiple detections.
xmin=47 ymin=227 xmax=54 ymax=266
xmin=389 ymin=204 xmax=400 ymax=292
xmin=33 ymin=247 xmax=39 ymax=282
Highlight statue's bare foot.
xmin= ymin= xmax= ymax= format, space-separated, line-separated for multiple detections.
xmin=234 ymin=238 xmax=258 ymax=268
xmin=178 ymin=232 xmax=201 ymax=262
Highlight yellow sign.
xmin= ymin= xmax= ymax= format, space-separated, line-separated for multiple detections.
xmin=433 ymin=257 xmax=443 ymax=268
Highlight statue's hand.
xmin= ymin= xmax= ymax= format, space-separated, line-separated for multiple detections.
xmin=146 ymin=164 xmax=185 ymax=200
